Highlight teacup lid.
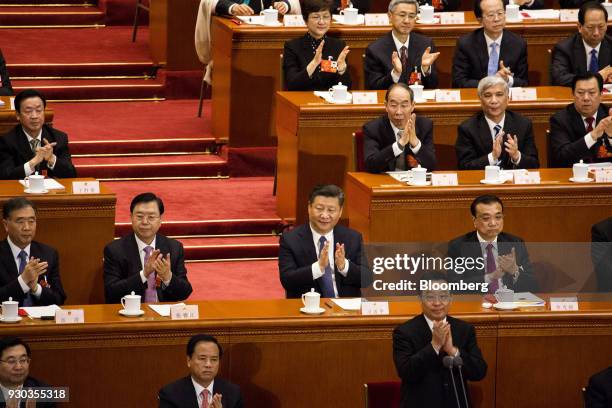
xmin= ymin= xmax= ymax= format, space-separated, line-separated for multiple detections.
xmin=574 ymin=159 xmax=588 ymax=167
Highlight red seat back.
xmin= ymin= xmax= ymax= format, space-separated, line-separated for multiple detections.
xmin=364 ymin=381 xmax=400 ymax=408
xmin=353 ymin=130 xmax=366 ymax=172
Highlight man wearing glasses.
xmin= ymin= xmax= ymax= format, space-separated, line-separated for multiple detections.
xmin=447 ymin=195 xmax=538 ymax=293
xmin=103 ymin=193 xmax=192 ymax=304
xmin=0 ymin=337 xmax=56 ymax=407
xmin=364 ymin=0 xmax=440 ymax=90
xmin=393 ymin=271 xmax=487 ymax=408
xmin=452 ymin=0 xmax=528 ymax=88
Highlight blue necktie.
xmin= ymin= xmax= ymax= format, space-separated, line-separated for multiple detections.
xmin=488 ymin=42 xmax=499 ymax=76
xmin=18 ymin=250 xmax=33 ymax=307
xmin=589 ymin=49 xmax=599 ymax=74
xmin=493 ymin=124 xmax=501 ymax=139
xmin=318 ymin=236 xmax=335 ymax=298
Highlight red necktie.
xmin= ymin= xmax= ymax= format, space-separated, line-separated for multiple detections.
xmin=486 ymin=243 xmax=499 ymax=293
xmin=585 ymin=117 xmax=595 ymax=133
xmin=400 ymin=46 xmax=408 ymax=75
xmin=201 ymin=389 xmax=209 ymax=408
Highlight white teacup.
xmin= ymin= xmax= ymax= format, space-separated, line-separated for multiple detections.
xmin=301 ymin=289 xmax=321 ymax=312
xmin=260 ymin=7 xmax=278 ymax=25
xmin=603 ymin=2 xmax=612 ymax=19
xmin=485 ymin=165 xmax=500 ymax=182
xmin=27 ymin=174 xmax=45 ymax=192
xmin=412 ymin=165 xmax=427 ymax=184
xmin=409 ymin=84 xmax=424 ymax=101
xmin=121 ymin=291 xmax=142 ymax=313
xmin=328 ymin=82 xmax=348 ymax=102
xmin=496 ymin=288 xmax=514 ymax=303
xmin=340 ymin=7 xmax=359 ymax=24
xmin=419 ymin=4 xmax=434 ymax=22
xmin=1 ymin=298 xmax=19 ymax=320
xmin=573 ymin=160 xmax=589 ymax=180
xmin=506 ymin=3 xmax=519 ymax=20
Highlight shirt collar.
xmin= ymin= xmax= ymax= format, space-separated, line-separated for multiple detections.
xmin=580 ymin=110 xmax=599 ymax=123
xmin=423 ymin=314 xmax=447 ymax=331
xmin=583 ymin=40 xmax=601 ymax=55
xmin=309 ymin=224 xmax=333 ymax=246
xmin=389 ymin=120 xmax=404 ymax=141
xmin=191 ymin=377 xmax=214 ymax=403
xmin=484 ymin=114 xmax=505 ymax=136
xmin=134 ymin=234 xmax=156 ymax=253
xmin=7 ymin=236 xmax=31 ymax=260
xmin=22 ymin=128 xmax=42 ymax=142
xmin=484 ymin=31 xmax=503 ymax=48
xmin=476 ymin=231 xmax=498 ymax=246
xmin=391 ymin=31 xmax=410 ymax=53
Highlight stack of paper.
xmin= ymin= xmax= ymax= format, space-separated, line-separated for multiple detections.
xmin=331 ymin=298 xmax=362 ymax=310
xmin=148 ymin=303 xmax=186 ymax=317
xmin=22 ymin=305 xmax=61 ymax=318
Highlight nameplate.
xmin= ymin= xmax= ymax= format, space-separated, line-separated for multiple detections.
xmin=431 ymin=173 xmax=458 ymax=186
xmin=594 ymin=168 xmax=612 ymax=182
xmin=514 ymin=171 xmax=540 ymax=184
xmin=72 ymin=180 xmax=100 ymax=194
xmin=9 ymin=97 xmax=14 ymax=110
xmin=510 ymin=87 xmax=537 ymax=101
xmin=550 ymin=297 xmax=579 ymax=311
xmin=439 ymin=12 xmax=464 ymax=24
xmin=364 ymin=13 xmax=389 ymax=25
xmin=352 ymin=92 xmax=378 ymax=104
xmin=55 ymin=309 xmax=84 ymax=324
xmin=559 ymin=9 xmax=578 ymax=22
xmin=170 ymin=304 xmax=199 ymax=320
xmin=435 ymin=90 xmax=461 ymax=102
xmin=361 ymin=301 xmax=389 ymax=315
xmin=283 ymin=14 xmax=305 ymax=26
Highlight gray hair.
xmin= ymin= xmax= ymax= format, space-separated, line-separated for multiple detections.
xmin=388 ymin=0 xmax=419 ymax=13
xmin=477 ymin=75 xmax=509 ymax=97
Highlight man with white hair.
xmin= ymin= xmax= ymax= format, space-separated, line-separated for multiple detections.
xmin=455 ymin=75 xmax=539 ymax=170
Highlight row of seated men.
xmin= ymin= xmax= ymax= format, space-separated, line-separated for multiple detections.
xmin=281 ymin=0 xmax=611 ymax=91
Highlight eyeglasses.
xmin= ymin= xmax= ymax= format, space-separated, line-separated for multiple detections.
xmin=133 ymin=214 xmax=160 ymax=223
xmin=0 ymin=357 xmax=30 ymax=367
xmin=423 ymin=294 xmax=451 ymax=303
xmin=476 ymin=214 xmax=504 ymax=222
xmin=483 ymin=10 xmax=505 ymax=20
xmin=392 ymin=12 xmax=417 ymax=20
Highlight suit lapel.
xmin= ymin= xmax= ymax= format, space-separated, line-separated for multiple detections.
xmin=299 ymin=225 xmax=318 ymax=264
xmin=383 ymin=32 xmax=398 ymax=73
xmin=574 ymin=35 xmax=588 ymax=74
xmin=0 ymin=240 xmax=18 ymax=278
xmin=476 ymin=30 xmax=490 ymax=76
xmin=125 ymin=234 xmax=143 ymax=271
xmin=15 ymin=126 xmax=35 ymax=164
xmin=383 ymin=117 xmax=399 ymax=171
xmin=477 ymin=113 xmax=494 ymax=155
xmin=600 ymin=37 xmax=612 ymax=68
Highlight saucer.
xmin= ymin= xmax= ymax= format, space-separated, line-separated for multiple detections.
xmin=119 ymin=309 xmax=145 ymax=317
xmin=24 ymin=188 xmax=49 ymax=194
xmin=0 ymin=315 xmax=22 ymax=323
xmin=493 ymin=302 xmax=518 ymax=310
xmin=300 ymin=307 xmax=325 ymax=314
xmin=480 ymin=178 xmax=506 ymax=185
xmin=407 ymin=180 xmax=431 ymax=186
xmin=329 ymin=94 xmax=353 ymax=104
xmin=569 ymin=177 xmax=593 ymax=183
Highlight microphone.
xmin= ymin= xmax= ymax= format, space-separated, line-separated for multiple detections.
xmin=454 ymin=356 xmax=470 ymax=408
xmin=443 ymin=356 xmax=461 ymax=408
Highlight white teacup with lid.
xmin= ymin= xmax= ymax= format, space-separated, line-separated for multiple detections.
xmin=329 ymin=82 xmax=348 ymax=103
xmin=572 ymin=159 xmax=589 ymax=181
xmin=301 ymin=288 xmax=321 ymax=312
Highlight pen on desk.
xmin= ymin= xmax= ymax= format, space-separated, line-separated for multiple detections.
xmin=231 ymin=18 xmax=243 ymax=25
xmin=324 ymin=302 xmax=333 ymax=309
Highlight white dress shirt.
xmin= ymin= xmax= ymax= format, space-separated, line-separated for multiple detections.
xmin=192 ymin=377 xmax=214 ymax=407
xmin=484 ymin=31 xmax=514 ymax=87
xmin=23 ymin=128 xmax=55 ymax=177
xmin=7 ymin=236 xmax=42 ymax=297
xmin=309 ymin=225 xmax=349 ymax=297
xmin=583 ymin=40 xmax=601 ymax=74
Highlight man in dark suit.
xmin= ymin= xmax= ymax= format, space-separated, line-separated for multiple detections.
xmin=452 ymin=0 xmax=528 ymax=88
xmin=591 ymin=217 xmax=612 ymax=292
xmin=364 ymin=83 xmax=436 ymax=173
xmin=393 ymin=271 xmax=487 ymax=408
xmin=456 ymin=75 xmax=540 ymax=170
xmin=447 ymin=195 xmax=538 ymax=293
xmin=0 ymin=50 xmax=13 ymax=96
xmin=0 ymin=89 xmax=76 ymax=180
xmin=585 ymin=366 xmax=612 ymax=408
xmin=0 ymin=337 xmax=56 ymax=407
xmin=550 ymin=73 xmax=612 ymax=167
xmin=551 ymin=2 xmax=612 ymax=87
xmin=279 ymin=184 xmax=366 ymax=298
xmin=159 ymin=334 xmax=244 ymax=408
xmin=215 ymin=0 xmax=291 ymax=16
xmin=103 ymin=193 xmax=192 ymax=304
xmin=0 ymin=198 xmax=65 ymax=307
xmin=364 ymin=0 xmax=439 ymax=90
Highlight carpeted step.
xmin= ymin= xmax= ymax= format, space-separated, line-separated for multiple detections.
xmin=71 ymin=138 xmax=221 ymax=156
xmin=9 ymin=62 xmax=157 ymax=79
xmin=114 ymin=219 xmax=285 ymax=238
xmin=179 ymin=236 xmax=279 ymax=261
xmin=13 ymin=78 xmax=164 ymax=100
xmin=0 ymin=6 xmax=104 ymax=26
xmin=74 ymin=154 xmax=228 ymax=179
xmin=0 ymin=0 xmax=93 ymax=5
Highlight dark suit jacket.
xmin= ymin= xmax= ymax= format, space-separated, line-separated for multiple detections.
xmin=364 ymin=31 xmax=438 ymax=90
xmin=215 ymin=0 xmax=289 ymax=16
xmin=452 ymin=28 xmax=528 ymax=88
xmin=560 ymin=0 xmax=604 ymax=8
xmin=447 ymin=231 xmax=539 ymax=292
xmin=0 ymin=49 xmax=13 ymax=96
xmin=283 ymin=34 xmax=352 ymax=91
xmin=551 ymin=33 xmax=612 ymax=87
xmin=586 ymin=366 xmax=612 ymax=408
xmin=417 ymin=0 xmax=460 ymax=11
xmin=0 ymin=124 xmax=76 ymax=180
xmin=159 ymin=376 xmax=244 ymax=408
xmin=393 ymin=314 xmax=487 ymax=408
xmin=456 ymin=110 xmax=540 ymax=170
xmin=503 ymin=0 xmax=544 ymax=8
xmin=103 ymin=234 xmax=193 ymax=304
xmin=363 ymin=115 xmax=437 ymax=173
xmin=0 ymin=376 xmax=56 ymax=408
xmin=550 ymin=103 xmax=611 ymax=167
xmin=278 ymin=223 xmax=365 ymax=298
xmin=0 ymin=240 xmax=66 ymax=306
xmin=592 ymin=217 xmax=612 ymax=292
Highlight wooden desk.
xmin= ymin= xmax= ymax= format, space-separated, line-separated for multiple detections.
xmin=276 ymin=86 xmax=598 ymax=223
xmin=0 ymin=179 xmax=115 ymax=304
xmin=7 ymin=297 xmax=612 ymax=407
xmin=212 ymin=16 xmax=596 ymax=148
xmin=0 ymin=96 xmax=53 ymax=135
xmin=345 ymin=169 xmax=612 ymax=243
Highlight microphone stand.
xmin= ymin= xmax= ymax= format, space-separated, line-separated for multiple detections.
xmin=454 ymin=356 xmax=470 ymax=408
xmin=443 ymin=355 xmax=461 ymax=408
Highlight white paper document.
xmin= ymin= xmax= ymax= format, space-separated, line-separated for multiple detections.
xmin=331 ymin=298 xmax=362 ymax=310
xmin=23 ymin=305 xmax=61 ymax=318
xmin=19 ymin=178 xmax=65 ymax=190
xmin=149 ymin=303 xmax=186 ymax=317
xmin=520 ymin=9 xmax=559 ymax=19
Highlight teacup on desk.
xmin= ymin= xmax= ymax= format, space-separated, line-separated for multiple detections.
xmin=485 ymin=165 xmax=501 ymax=182
xmin=496 ymin=288 xmax=514 ymax=303
xmin=260 ymin=7 xmax=278 ymax=25
xmin=1 ymin=297 xmax=18 ymax=320
xmin=419 ymin=4 xmax=434 ymax=22
xmin=25 ymin=174 xmax=45 ymax=193
xmin=340 ymin=7 xmax=359 ymax=24
xmin=412 ymin=165 xmax=427 ymax=184
xmin=604 ymin=2 xmax=612 ymax=17
xmin=409 ymin=84 xmax=424 ymax=101
xmin=301 ymin=289 xmax=321 ymax=312
xmin=329 ymin=82 xmax=348 ymax=103
xmin=121 ymin=291 xmax=142 ymax=313
xmin=505 ymin=3 xmax=520 ymax=20
xmin=572 ymin=160 xmax=589 ymax=180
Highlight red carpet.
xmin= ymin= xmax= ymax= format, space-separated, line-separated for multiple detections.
xmin=0 ymin=6 xmax=104 ymax=26
xmin=180 ymin=236 xmax=279 ymax=260
xmin=186 ymin=260 xmax=284 ymax=300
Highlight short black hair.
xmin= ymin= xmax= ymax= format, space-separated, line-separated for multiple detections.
xmin=417 ymin=271 xmax=449 ymax=295
xmin=3 ymin=197 xmax=36 ymax=220
xmin=572 ymin=72 xmax=604 ymax=93
xmin=308 ymin=184 xmax=345 ymax=207
xmin=579 ymin=1 xmax=607 ymax=25
xmin=473 ymin=0 xmax=503 ymax=19
xmin=14 ymin=89 xmax=47 ymax=114
xmin=470 ymin=195 xmax=504 ymax=217
xmin=301 ymin=0 xmax=334 ymax=23
xmin=0 ymin=337 xmax=31 ymax=358
xmin=130 ymin=192 xmax=165 ymax=215
xmin=385 ymin=82 xmax=414 ymax=104
xmin=186 ymin=334 xmax=223 ymax=358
